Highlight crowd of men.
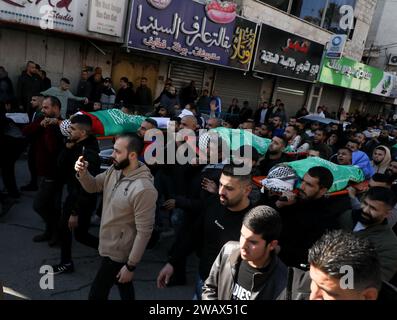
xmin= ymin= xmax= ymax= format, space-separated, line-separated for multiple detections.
xmin=1 ymin=61 xmax=397 ymax=300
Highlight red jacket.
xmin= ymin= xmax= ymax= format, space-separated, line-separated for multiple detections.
xmin=23 ymin=116 xmax=64 ymax=179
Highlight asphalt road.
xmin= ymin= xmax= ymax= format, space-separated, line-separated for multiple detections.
xmin=0 ymin=159 xmax=197 ymax=300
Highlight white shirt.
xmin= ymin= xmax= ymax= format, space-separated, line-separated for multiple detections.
xmin=259 ymin=109 xmax=267 ymax=124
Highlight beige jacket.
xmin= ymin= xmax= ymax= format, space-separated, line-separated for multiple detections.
xmin=78 ymin=162 xmax=157 ymax=266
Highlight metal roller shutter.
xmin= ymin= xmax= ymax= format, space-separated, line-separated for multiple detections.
xmin=274 ymin=78 xmax=310 ymax=116
xmin=168 ymin=61 xmax=205 ymax=94
xmin=214 ymin=69 xmax=262 ymax=109
xmin=320 ymin=85 xmax=343 ymax=114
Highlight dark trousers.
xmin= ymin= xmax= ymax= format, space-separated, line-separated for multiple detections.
xmin=33 ymin=177 xmax=62 ymax=236
xmin=0 ymin=137 xmax=25 ymax=196
xmin=88 ymin=257 xmax=135 ymax=300
xmin=27 ymin=145 xmax=37 ymax=186
xmin=1 ymin=158 xmax=19 ymax=196
xmin=60 ymin=191 xmax=99 ymax=263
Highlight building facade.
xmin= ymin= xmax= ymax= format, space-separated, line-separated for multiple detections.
xmin=363 ymin=0 xmax=397 ymax=115
xmin=0 ymin=0 xmax=379 ymax=117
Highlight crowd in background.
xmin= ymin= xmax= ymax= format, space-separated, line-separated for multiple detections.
xmin=1 ymin=60 xmax=397 ymax=300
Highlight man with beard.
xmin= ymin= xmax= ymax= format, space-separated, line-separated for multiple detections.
xmin=259 ymin=136 xmax=289 ymax=176
xmin=274 ymin=166 xmax=351 ymax=268
xmin=371 ymin=145 xmax=391 ymax=174
xmin=386 ymin=160 xmax=397 ymax=193
xmin=16 ymin=61 xmax=42 ymax=117
xmin=20 ymin=95 xmax=44 ymax=192
xmin=51 ymin=115 xmax=100 ymax=274
xmin=136 ymin=118 xmax=158 ymax=163
xmin=75 ymin=133 xmax=157 ymax=300
xmin=310 ymin=129 xmax=332 ymax=159
xmin=23 ymin=96 xmax=64 ymax=244
xmin=347 ymin=173 xmax=397 ymax=228
xmin=156 ymin=165 xmax=252 ymax=299
xmin=271 ymin=116 xmax=284 ymax=137
xmin=283 ymin=125 xmax=301 ymax=152
xmin=341 ymin=187 xmax=397 ymax=282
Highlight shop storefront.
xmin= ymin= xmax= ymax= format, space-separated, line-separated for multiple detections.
xmin=125 ymin=0 xmax=259 ymax=105
xmin=0 ymin=0 xmax=127 ymax=86
xmin=252 ymin=23 xmax=324 ymax=115
xmin=318 ymin=56 xmax=397 ymax=113
xmin=319 ymin=85 xmax=345 ymax=114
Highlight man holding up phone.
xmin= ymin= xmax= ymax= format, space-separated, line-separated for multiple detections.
xmin=51 ymin=114 xmax=100 ymax=274
xmin=75 ymin=133 xmax=157 ymax=300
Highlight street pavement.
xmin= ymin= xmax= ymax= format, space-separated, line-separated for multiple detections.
xmin=0 ymin=159 xmax=197 ymax=300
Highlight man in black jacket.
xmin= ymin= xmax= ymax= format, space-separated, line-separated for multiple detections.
xmin=16 ymin=61 xmax=42 ymax=118
xmin=135 ymin=77 xmax=153 ymax=114
xmin=51 ymin=114 xmax=100 ymax=274
xmin=340 ymin=187 xmax=397 ymax=282
xmin=275 ymin=166 xmax=351 ymax=268
xmin=115 ymin=77 xmax=135 ymax=109
xmin=202 ymin=205 xmax=287 ymax=300
xmin=0 ymin=66 xmax=14 ymax=105
xmin=156 ymin=165 xmax=252 ymax=299
xmin=253 ymin=102 xmax=269 ymax=126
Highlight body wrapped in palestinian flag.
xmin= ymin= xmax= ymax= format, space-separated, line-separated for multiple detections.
xmin=208 ymin=127 xmax=271 ymax=155
xmin=262 ymin=157 xmax=366 ymax=194
xmin=80 ymin=109 xmax=146 ymax=136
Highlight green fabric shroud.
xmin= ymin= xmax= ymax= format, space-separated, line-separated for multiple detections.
xmin=286 ymin=157 xmax=365 ymax=193
xmin=93 ymin=109 xmax=146 ymax=136
xmin=210 ymin=127 xmax=271 ymax=155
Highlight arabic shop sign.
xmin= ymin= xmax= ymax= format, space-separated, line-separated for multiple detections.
xmin=252 ymin=24 xmax=324 ymax=82
xmin=319 ymin=57 xmax=397 ymax=98
xmin=0 ymin=0 xmax=127 ymax=42
xmin=126 ymin=0 xmax=258 ymax=71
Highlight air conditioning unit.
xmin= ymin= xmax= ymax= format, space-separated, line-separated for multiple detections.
xmin=388 ymin=54 xmax=397 ymax=66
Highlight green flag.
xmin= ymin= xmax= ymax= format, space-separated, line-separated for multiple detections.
xmin=210 ymin=127 xmax=271 ymax=155
xmin=93 ymin=109 xmax=146 ymax=136
xmin=287 ymin=157 xmax=365 ymax=193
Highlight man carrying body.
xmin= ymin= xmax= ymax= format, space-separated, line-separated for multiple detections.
xmin=156 ymin=165 xmax=252 ymax=299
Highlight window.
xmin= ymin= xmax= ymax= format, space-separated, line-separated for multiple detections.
xmin=290 ymin=0 xmax=328 ymax=26
xmin=257 ymin=0 xmax=356 ymax=34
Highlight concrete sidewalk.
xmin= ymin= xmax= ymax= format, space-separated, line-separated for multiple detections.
xmin=0 ymin=160 xmax=197 ymax=300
